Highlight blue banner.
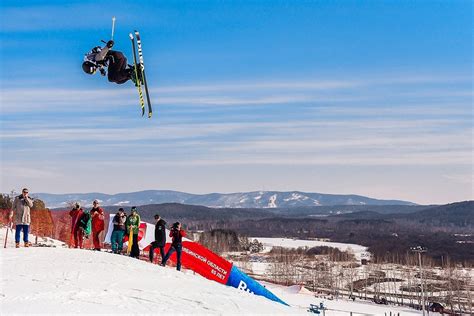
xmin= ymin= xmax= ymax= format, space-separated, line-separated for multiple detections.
xmin=226 ymin=265 xmax=288 ymax=306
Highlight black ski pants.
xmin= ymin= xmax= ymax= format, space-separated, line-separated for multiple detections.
xmin=149 ymin=241 xmax=165 ymax=263
xmin=162 ymin=244 xmax=182 ymax=271
xmin=107 ymin=51 xmax=130 ymax=84
xmin=130 ymin=233 xmax=140 ymax=259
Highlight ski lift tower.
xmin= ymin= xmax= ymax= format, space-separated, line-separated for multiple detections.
xmin=411 ymin=246 xmax=428 ymax=316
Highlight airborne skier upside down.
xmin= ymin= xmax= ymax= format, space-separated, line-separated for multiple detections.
xmin=81 ymin=17 xmax=152 ymax=117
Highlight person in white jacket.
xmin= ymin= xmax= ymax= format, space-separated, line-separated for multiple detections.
xmin=9 ymin=188 xmax=33 ymax=248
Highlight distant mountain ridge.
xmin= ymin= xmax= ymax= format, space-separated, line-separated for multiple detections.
xmin=32 ymin=190 xmax=416 ymax=209
xmin=330 ymin=201 xmax=474 ymax=227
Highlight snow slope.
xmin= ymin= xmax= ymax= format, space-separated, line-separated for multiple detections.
xmin=0 ymin=228 xmax=298 ymax=315
xmin=0 ymin=228 xmax=425 ymax=315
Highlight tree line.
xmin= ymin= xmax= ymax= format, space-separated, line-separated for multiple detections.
xmin=1 ymin=194 xmax=54 ymax=242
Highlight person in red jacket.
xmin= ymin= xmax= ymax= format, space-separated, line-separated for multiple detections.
xmin=69 ymin=202 xmax=83 ymax=248
xmin=161 ymin=222 xmax=186 ymax=271
xmin=90 ymin=199 xmax=105 ymax=251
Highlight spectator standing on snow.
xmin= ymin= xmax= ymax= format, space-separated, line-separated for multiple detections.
xmin=9 ymin=188 xmax=33 ymax=248
xmin=69 ymin=202 xmax=83 ymax=248
xmin=149 ymin=214 xmax=167 ymax=263
xmin=126 ymin=207 xmax=141 ymax=259
xmin=90 ymin=199 xmax=105 ymax=251
xmin=74 ymin=208 xmax=91 ymax=249
xmin=162 ymin=222 xmax=186 ymax=271
xmin=110 ymin=208 xmax=127 ymax=254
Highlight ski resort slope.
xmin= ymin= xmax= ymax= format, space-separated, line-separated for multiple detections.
xmin=0 ymin=229 xmax=425 ymax=315
xmin=0 ymin=247 xmax=299 ymax=314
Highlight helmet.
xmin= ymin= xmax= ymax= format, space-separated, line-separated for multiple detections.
xmin=82 ymin=61 xmax=96 ymax=74
xmin=75 ymin=202 xmax=81 ymax=209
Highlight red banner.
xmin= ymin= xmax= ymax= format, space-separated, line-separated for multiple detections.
xmin=149 ymin=241 xmax=233 ymax=284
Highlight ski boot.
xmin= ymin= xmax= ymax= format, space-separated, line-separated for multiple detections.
xmin=129 ymin=64 xmax=143 ymax=87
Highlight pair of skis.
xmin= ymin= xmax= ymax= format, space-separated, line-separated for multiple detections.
xmin=129 ymin=31 xmax=152 ymax=118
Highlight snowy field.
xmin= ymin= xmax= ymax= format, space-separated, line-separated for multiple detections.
xmin=0 ymin=228 xmax=424 ymax=315
xmin=263 ymin=282 xmax=426 ymax=316
xmin=252 ymin=237 xmax=370 ymax=260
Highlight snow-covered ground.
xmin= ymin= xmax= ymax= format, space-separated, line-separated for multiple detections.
xmin=0 ymin=225 xmax=66 ymax=248
xmin=1 ymin=228 xmax=424 ymax=315
xmin=252 ymin=237 xmax=370 ymax=261
xmin=263 ymin=282 xmax=425 ymax=316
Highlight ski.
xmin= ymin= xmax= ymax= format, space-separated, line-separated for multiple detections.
xmin=127 ymin=229 xmax=133 ymax=254
xmin=4 ymin=222 xmax=13 ymax=248
xmin=129 ymin=33 xmax=145 ymax=117
xmin=134 ymin=30 xmax=153 ymax=118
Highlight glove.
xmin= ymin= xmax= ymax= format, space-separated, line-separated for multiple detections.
xmin=99 ymin=68 xmax=106 ymax=76
xmin=106 ymin=40 xmax=114 ymax=48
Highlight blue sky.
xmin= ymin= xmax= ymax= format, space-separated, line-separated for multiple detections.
xmin=0 ymin=0 xmax=472 ymax=204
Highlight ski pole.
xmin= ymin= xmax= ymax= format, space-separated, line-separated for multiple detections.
xmin=111 ymin=16 xmax=116 ymax=40
xmin=4 ymin=221 xmax=13 ymax=248
xmin=4 ymin=225 xmax=9 ymax=248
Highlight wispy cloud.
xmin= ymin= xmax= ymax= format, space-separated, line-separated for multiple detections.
xmin=2 ymin=74 xmax=472 ymax=114
xmin=442 ymin=173 xmax=474 ymax=185
xmin=2 ymin=116 xmax=471 ymax=170
xmin=2 ymin=74 xmax=472 ymax=201
xmin=152 ymin=80 xmax=361 ymax=93
xmin=1 ymin=165 xmax=61 ymax=179
xmin=2 ymin=117 xmax=470 ymax=140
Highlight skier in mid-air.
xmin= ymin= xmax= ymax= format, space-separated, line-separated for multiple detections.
xmin=82 ymin=40 xmax=141 ymax=85
xmin=82 ymin=17 xmax=152 ymax=117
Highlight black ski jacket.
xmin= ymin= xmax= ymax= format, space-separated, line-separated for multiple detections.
xmin=154 ymin=219 xmax=167 ymax=247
